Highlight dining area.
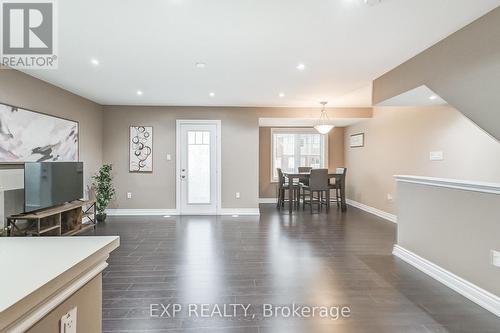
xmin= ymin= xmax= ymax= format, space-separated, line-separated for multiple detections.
xmin=276 ymin=167 xmax=347 ymax=214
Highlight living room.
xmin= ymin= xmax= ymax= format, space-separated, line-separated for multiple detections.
xmin=1 ymin=1 xmax=499 ymax=332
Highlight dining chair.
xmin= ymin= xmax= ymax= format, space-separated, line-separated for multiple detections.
xmin=301 ymin=169 xmax=330 ymax=213
xmin=329 ymin=167 xmax=347 ymax=208
xmin=298 ymin=166 xmax=312 ymax=187
xmin=276 ymin=168 xmax=300 ymax=210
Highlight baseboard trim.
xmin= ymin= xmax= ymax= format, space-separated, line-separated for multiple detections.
xmin=259 ymin=198 xmax=277 ymax=204
xmin=219 ymin=208 xmax=260 ymax=216
xmin=106 ymin=209 xmax=179 ymax=216
xmin=106 ymin=208 xmax=260 ymax=216
xmin=393 ymin=245 xmax=500 ymax=317
xmin=346 ymin=199 xmax=397 ymax=223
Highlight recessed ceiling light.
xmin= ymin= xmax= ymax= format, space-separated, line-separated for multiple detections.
xmin=90 ymin=58 xmax=99 ymax=66
xmin=279 ymin=92 xmax=285 ymax=98
xmin=429 ymin=95 xmax=438 ymax=100
xmin=163 ymin=215 xmax=171 ymax=218
xmin=209 ymin=92 xmax=215 ymax=97
xmin=195 ymin=62 xmax=206 ymax=69
xmin=136 ymin=90 xmax=143 ymax=96
xmin=364 ymin=0 xmax=382 ymax=5
xmin=296 ymin=63 xmax=306 ymax=71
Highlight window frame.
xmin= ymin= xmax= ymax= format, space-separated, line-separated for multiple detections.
xmin=270 ymin=128 xmax=329 ymax=183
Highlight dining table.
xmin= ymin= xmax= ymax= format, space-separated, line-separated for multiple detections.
xmin=282 ymin=171 xmax=347 ymax=214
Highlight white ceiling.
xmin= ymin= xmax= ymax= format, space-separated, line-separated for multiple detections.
xmin=23 ymin=0 xmax=500 ymax=107
xmin=377 ymin=85 xmax=448 ymax=107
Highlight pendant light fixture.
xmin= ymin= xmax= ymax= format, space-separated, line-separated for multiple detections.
xmin=314 ymin=101 xmax=334 ymax=134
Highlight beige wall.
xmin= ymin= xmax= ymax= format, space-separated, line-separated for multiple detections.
xmin=103 ymin=106 xmax=365 ymax=208
xmin=373 ymin=6 xmax=500 ymax=141
xmin=102 ymin=106 xmax=259 ymax=209
xmin=397 ymin=181 xmax=500 ymax=297
xmin=259 ymin=127 xmax=274 ymax=198
xmin=259 ymin=127 xmax=345 ymax=198
xmin=0 ymin=69 xmax=103 ymax=194
xmin=344 ymin=106 xmax=500 ymax=214
xmin=328 ymin=127 xmax=345 ymax=170
xmin=27 ymin=275 xmax=102 ymax=333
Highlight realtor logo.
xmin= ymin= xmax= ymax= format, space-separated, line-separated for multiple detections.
xmin=1 ymin=0 xmax=57 ymax=69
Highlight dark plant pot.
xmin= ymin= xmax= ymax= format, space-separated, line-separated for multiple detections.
xmin=96 ymin=213 xmax=107 ymax=223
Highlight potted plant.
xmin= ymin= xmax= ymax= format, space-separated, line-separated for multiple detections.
xmin=92 ymin=164 xmax=115 ymax=222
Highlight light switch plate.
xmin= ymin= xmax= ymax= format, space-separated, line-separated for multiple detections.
xmin=429 ymin=151 xmax=444 ymax=161
xmin=167 ymin=154 xmax=171 ymax=161
xmin=127 ymin=192 xmax=132 ymax=199
xmin=60 ymin=307 xmax=77 ymax=333
xmin=492 ymin=250 xmax=500 ymax=268
xmin=235 ymin=192 xmax=240 ymax=199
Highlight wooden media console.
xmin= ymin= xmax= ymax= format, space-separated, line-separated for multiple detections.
xmin=7 ymin=200 xmax=97 ymax=236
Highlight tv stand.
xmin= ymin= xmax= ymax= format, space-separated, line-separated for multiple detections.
xmin=7 ymin=200 xmax=96 ymax=237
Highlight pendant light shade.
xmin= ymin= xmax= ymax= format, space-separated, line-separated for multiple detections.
xmin=314 ymin=124 xmax=335 ymax=135
xmin=314 ymin=101 xmax=334 ymax=134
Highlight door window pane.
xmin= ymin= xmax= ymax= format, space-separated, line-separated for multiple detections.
xmin=188 ymin=131 xmax=211 ymax=204
xmin=202 ymin=131 xmax=210 ymax=144
xmin=188 ymin=131 xmax=195 ymax=144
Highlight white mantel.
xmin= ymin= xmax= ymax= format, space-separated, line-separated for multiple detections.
xmin=0 ymin=236 xmax=119 ymax=332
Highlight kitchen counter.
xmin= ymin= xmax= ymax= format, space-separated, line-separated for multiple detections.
xmin=0 ymin=236 xmax=119 ymax=332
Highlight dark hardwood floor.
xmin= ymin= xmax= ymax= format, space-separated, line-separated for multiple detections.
xmin=89 ymin=204 xmax=500 ymax=332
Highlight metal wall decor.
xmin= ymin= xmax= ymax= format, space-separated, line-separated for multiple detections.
xmin=129 ymin=126 xmax=153 ymax=172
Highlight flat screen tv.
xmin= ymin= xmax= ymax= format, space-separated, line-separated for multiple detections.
xmin=24 ymin=162 xmax=84 ymax=212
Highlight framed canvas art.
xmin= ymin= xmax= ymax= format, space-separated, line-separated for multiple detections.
xmin=350 ymin=133 xmax=365 ymax=148
xmin=129 ymin=126 xmax=153 ymax=172
xmin=0 ymin=103 xmax=78 ymax=162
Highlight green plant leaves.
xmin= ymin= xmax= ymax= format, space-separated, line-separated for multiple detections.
xmin=93 ymin=164 xmax=116 ymax=214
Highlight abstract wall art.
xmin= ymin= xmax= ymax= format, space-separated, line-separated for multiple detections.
xmin=129 ymin=126 xmax=153 ymax=172
xmin=0 ymin=103 xmax=78 ymax=162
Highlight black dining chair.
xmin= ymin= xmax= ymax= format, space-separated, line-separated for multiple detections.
xmin=276 ymin=168 xmax=300 ymax=210
xmin=301 ymin=169 xmax=330 ymax=213
xmin=329 ymin=167 xmax=347 ymax=208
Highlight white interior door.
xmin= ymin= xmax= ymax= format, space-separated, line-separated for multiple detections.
xmin=177 ymin=121 xmax=219 ymax=215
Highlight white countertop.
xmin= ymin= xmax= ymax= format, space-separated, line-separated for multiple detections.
xmin=0 ymin=236 xmax=119 ymax=314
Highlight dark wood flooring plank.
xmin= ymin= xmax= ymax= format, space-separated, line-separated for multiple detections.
xmin=86 ymin=204 xmax=500 ymax=333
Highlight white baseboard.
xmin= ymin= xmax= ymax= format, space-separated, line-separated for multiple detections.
xmin=219 ymin=208 xmax=260 ymax=216
xmin=259 ymin=198 xmax=277 ymax=204
xmin=106 ymin=209 xmax=178 ymax=216
xmin=106 ymin=208 xmax=260 ymax=216
xmin=346 ymin=199 xmax=397 ymax=223
xmin=393 ymin=245 xmax=500 ymax=317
